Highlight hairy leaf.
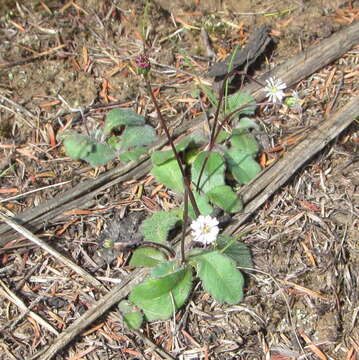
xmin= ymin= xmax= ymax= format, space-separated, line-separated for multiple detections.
xmin=192 ymin=151 xmax=226 ymax=194
xmin=206 ymin=185 xmax=243 ymax=213
xmin=63 ymin=133 xmax=93 ymax=160
xmin=235 ymin=117 xmax=260 ymax=131
xmin=191 ymin=251 xmax=244 ymax=304
xmin=140 ymin=211 xmax=179 ymax=244
xmin=104 ymin=108 xmax=145 ymax=134
xmin=120 ymin=125 xmax=157 ymax=150
xmin=129 ymin=247 xmax=167 ymax=267
xmin=82 ymin=143 xmax=117 ymax=166
xmin=117 ymin=300 xmax=143 ymax=330
xmin=152 ymin=158 xmax=184 ymax=193
xmin=119 ymin=147 xmax=148 ymax=162
xmin=63 ymin=133 xmax=117 ymax=166
xmin=225 ymin=92 xmax=256 ymax=116
xmin=129 ymin=262 xmax=193 ymax=321
xmin=225 ymin=149 xmax=261 ymax=184
xmin=231 ymin=130 xmax=259 ymax=156
xmin=217 ymin=235 xmax=253 ymax=269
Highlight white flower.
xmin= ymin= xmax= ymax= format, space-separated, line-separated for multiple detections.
xmin=191 ymin=215 xmax=219 ymax=245
xmin=262 ymin=77 xmax=287 ymax=104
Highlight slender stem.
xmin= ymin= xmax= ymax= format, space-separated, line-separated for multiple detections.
xmin=144 ymin=75 xmax=200 ymax=217
xmin=181 ymin=185 xmax=189 ymax=263
xmin=195 ymin=69 xmax=237 ymax=191
xmin=196 ymin=71 xmax=266 ymax=192
xmin=212 ymin=101 xmax=270 ymax=144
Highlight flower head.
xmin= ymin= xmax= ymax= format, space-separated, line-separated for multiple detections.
xmin=262 ymin=77 xmax=287 ymax=104
xmin=285 ymin=90 xmax=302 ymax=112
xmin=191 ymin=215 xmax=219 ymax=245
xmin=135 ymin=53 xmax=151 ymax=75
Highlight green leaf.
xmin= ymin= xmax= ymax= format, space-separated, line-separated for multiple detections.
xmin=231 ymin=130 xmax=259 ymax=156
xmin=217 ymin=235 xmax=253 ymax=269
xmin=120 ymin=125 xmax=157 ymax=150
xmin=151 ymin=150 xmax=174 ymax=165
xmin=151 ymin=137 xmax=193 ymax=166
xmin=107 ymin=135 xmax=121 ymax=150
xmin=117 ymin=300 xmax=143 ymax=330
xmin=119 ymin=147 xmax=148 ymax=162
xmin=82 ymin=143 xmax=117 ymax=166
xmin=187 ymin=190 xmax=213 ymax=218
xmin=199 ymin=84 xmax=218 ymax=107
xmin=63 ymin=133 xmax=93 ymax=160
xmin=225 ymin=149 xmax=261 ymax=184
xmin=140 ymin=211 xmax=179 ymax=244
xmin=63 ymin=133 xmax=117 ymax=166
xmin=215 ymin=130 xmax=231 ymax=144
xmin=206 ymin=185 xmax=243 ymax=213
xmin=225 ymin=92 xmax=256 ymax=116
xmin=191 ymin=131 xmax=209 ymax=146
xmin=152 ymin=158 xmax=184 ymax=193
xmin=129 ymin=247 xmax=167 ymax=267
xmin=129 ymin=262 xmax=193 ymax=321
xmin=192 ymin=151 xmax=226 ymax=194
xmin=235 ymin=117 xmax=260 ymax=131
xmin=104 ymin=108 xmax=145 ymax=134
xmin=176 ymin=136 xmax=193 ymax=152
xmin=191 ymin=251 xmax=244 ymax=304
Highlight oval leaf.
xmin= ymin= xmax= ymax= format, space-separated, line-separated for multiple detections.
xmin=129 ymin=247 xmax=167 ymax=267
xmin=217 ymin=235 xmax=253 ymax=269
xmin=225 ymin=149 xmax=261 ymax=184
xmin=230 ymin=131 xmax=259 ymax=155
xmin=151 ymin=137 xmax=193 ymax=166
xmin=82 ymin=143 xmax=117 ymax=166
xmin=104 ymin=108 xmax=145 ymax=133
xmin=235 ymin=117 xmax=260 ymax=131
xmin=140 ymin=211 xmax=179 ymax=244
xmin=151 ymin=150 xmax=174 ymax=166
xmin=63 ymin=133 xmax=116 ymax=166
xmin=119 ymin=147 xmax=148 ymax=162
xmin=63 ymin=133 xmax=93 ymax=160
xmin=206 ymin=185 xmax=243 ymax=213
xmin=129 ymin=263 xmax=193 ymax=321
xmin=120 ymin=125 xmax=157 ymax=150
xmin=191 ymin=251 xmax=244 ymax=304
xmin=152 ymin=159 xmax=184 ymax=193
xmin=225 ymin=92 xmax=256 ymax=116
xmin=187 ymin=190 xmax=213 ymax=218
xmin=117 ymin=300 xmax=143 ymax=330
xmin=192 ymin=151 xmax=226 ymax=194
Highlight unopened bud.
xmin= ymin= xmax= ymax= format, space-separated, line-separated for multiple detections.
xmin=135 ymin=53 xmax=151 ymax=75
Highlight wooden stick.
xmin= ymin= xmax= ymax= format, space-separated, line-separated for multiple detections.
xmin=0 ymin=213 xmax=108 ymax=292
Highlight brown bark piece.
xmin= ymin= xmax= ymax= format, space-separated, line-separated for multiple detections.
xmin=207 ymin=24 xmax=272 ymax=78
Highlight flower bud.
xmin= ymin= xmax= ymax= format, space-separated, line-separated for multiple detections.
xmin=135 ymin=53 xmax=151 ymax=75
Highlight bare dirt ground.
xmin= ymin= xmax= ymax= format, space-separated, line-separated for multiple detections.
xmin=0 ymin=1 xmax=358 ymax=359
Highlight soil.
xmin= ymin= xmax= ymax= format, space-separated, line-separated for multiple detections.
xmin=0 ymin=0 xmax=358 ymax=359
